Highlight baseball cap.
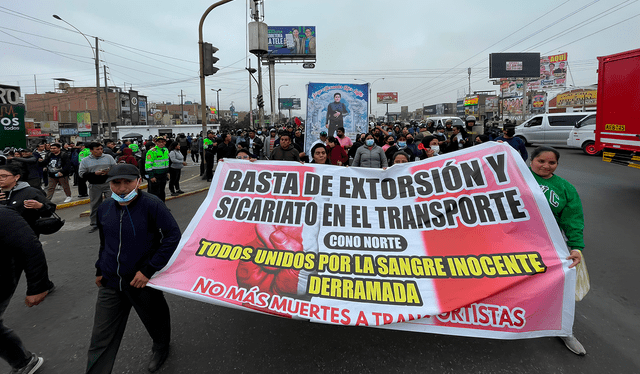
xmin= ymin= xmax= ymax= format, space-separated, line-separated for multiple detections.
xmin=154 ymin=136 xmax=167 ymax=142
xmin=106 ymin=164 xmax=140 ymax=183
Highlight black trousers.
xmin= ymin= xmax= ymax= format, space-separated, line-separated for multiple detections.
xmin=0 ymin=294 xmax=31 ymax=369
xmin=205 ymin=151 xmax=215 ymax=181
xmin=148 ymin=172 xmax=167 ymax=202
xmin=86 ymin=286 xmax=171 ymax=374
xmin=168 ymin=168 xmax=181 ymax=193
xmin=191 ymin=149 xmax=199 ymax=163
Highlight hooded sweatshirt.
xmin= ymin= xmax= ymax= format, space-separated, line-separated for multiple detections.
xmin=0 ymin=181 xmax=56 ymax=233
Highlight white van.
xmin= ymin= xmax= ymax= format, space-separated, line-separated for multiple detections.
xmin=567 ymin=113 xmax=599 ymax=155
xmin=426 ymin=116 xmax=465 ymax=128
xmin=515 ymin=113 xmax=590 ymax=147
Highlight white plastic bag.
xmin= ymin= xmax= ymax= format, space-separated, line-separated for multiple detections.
xmin=575 ymin=251 xmax=590 ymax=301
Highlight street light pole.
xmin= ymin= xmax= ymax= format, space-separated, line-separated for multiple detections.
xmin=198 ymin=0 xmax=234 ymax=168
xmin=278 ymin=84 xmax=288 ymax=121
xmin=53 ymin=15 xmax=102 ymax=137
xmin=354 ymin=77 xmax=384 ymax=120
xmin=211 ymin=89 xmax=221 ymax=123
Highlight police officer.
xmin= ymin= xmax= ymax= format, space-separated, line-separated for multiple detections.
xmin=144 ymin=137 xmax=170 ymax=202
xmin=203 ymin=131 xmax=218 ymax=182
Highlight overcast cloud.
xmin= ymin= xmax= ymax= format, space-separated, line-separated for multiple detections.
xmin=1 ymin=0 xmax=638 ymax=117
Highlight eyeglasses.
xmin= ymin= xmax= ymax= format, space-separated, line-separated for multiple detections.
xmin=0 ymin=174 xmax=16 ymax=180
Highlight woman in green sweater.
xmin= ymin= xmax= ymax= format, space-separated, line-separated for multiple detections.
xmin=530 ymin=146 xmax=586 ymax=355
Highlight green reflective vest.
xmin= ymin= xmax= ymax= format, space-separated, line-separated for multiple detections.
xmin=144 ymin=146 xmax=169 ymax=175
xmin=79 ymin=148 xmax=90 ymax=163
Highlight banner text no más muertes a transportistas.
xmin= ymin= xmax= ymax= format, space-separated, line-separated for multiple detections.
xmin=150 ymin=142 xmax=577 ymax=340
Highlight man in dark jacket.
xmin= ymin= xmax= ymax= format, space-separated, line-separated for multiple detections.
xmin=0 ymin=164 xmax=56 ymax=236
xmin=0 ymin=206 xmax=54 ymax=373
xmin=270 ymin=134 xmax=301 ymax=161
xmin=41 ymin=143 xmax=73 ymax=203
xmin=216 ymin=133 xmax=237 ymax=161
xmin=87 ymin=164 xmax=181 ymax=373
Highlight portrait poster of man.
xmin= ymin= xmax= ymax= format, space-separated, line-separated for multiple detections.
xmin=305 ymin=83 xmax=369 ymax=153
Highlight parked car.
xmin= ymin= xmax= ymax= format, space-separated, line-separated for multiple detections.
xmin=426 ymin=116 xmax=465 ymax=128
xmin=567 ymin=113 xmax=600 ymax=155
xmin=515 ymin=112 xmax=591 ymax=146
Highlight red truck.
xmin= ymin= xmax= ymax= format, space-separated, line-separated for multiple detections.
xmin=595 ymin=48 xmax=640 ymax=169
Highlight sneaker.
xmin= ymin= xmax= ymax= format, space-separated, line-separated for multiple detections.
xmin=176 ymin=190 xmax=185 ymax=194
xmin=78 ymin=195 xmax=89 ymax=198
xmin=561 ymin=335 xmax=586 ymax=355
xmin=63 ymin=197 xmax=72 ymax=203
xmin=11 ymin=353 xmax=43 ymax=374
xmin=170 ymin=192 xmax=179 ymax=196
xmin=88 ymin=226 xmax=99 ymax=233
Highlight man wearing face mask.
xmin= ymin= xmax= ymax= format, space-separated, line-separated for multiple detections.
xmin=433 ymin=125 xmax=449 ymax=153
xmin=87 ymin=164 xmax=181 ymax=373
xmin=405 ymin=134 xmax=423 ymax=159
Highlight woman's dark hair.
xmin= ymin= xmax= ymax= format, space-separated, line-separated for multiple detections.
xmin=392 ymin=151 xmax=410 ymax=163
xmin=310 ymin=143 xmax=330 ymax=164
xmin=504 ymin=128 xmax=516 ymax=137
xmin=530 ymin=146 xmax=560 ymax=162
xmin=0 ymin=164 xmax=21 ymax=176
xmin=327 ymin=136 xmax=341 ymax=146
xmin=236 ymin=148 xmax=251 ymax=157
xmin=421 ymin=136 xmax=437 ymax=147
xmin=476 ymin=135 xmax=490 ymax=143
xmin=168 ymin=141 xmax=179 ymax=151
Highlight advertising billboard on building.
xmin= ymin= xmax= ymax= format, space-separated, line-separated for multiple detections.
xmin=77 ymin=112 xmax=91 ymax=132
xmin=268 ymin=26 xmax=316 ymax=59
xmin=139 ymin=96 xmax=147 ymax=124
xmin=130 ymin=90 xmax=139 ymax=124
xmin=0 ymin=94 xmax=26 ymax=149
xmin=377 ymin=92 xmax=398 ymax=104
xmin=527 ymin=53 xmax=568 ymax=90
xmin=556 ymin=90 xmax=596 ymax=108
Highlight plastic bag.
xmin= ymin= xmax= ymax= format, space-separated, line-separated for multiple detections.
xmin=575 ymin=251 xmax=590 ymax=301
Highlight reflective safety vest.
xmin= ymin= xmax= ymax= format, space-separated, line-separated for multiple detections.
xmin=204 ymin=137 xmax=214 ymax=147
xmin=144 ymin=146 xmax=169 ymax=175
xmin=79 ymin=148 xmax=90 ymax=163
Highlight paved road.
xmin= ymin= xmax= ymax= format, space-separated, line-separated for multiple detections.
xmin=2 ymin=147 xmax=639 ymax=373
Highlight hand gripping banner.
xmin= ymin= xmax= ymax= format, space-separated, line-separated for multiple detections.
xmin=150 ymin=142 xmax=576 ymax=339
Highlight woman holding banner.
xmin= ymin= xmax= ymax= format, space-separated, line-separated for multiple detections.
xmin=530 ymin=146 xmax=586 ymax=356
xmin=352 ymin=134 xmax=387 ymax=169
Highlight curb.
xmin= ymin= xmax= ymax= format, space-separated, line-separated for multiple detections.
xmin=69 ymin=185 xmax=210 ymax=217
xmin=56 ymin=184 xmax=149 ymax=210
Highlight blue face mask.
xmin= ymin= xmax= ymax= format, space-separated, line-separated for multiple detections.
xmin=398 ymin=141 xmax=407 ymax=148
xmin=365 ymin=139 xmax=375 ymax=146
xmin=111 ymin=180 xmax=140 ymax=203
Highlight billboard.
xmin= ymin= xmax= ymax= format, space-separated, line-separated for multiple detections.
xmin=0 ymin=85 xmax=26 ymax=149
xmin=556 ymin=90 xmax=596 ymax=108
xmin=268 ymin=26 xmax=316 ymax=59
xmin=489 ymin=53 xmax=541 ymax=79
xmin=77 ymin=112 xmax=91 ymax=132
xmin=279 ymin=98 xmax=302 ymax=110
xmin=527 ymin=53 xmax=568 ymax=90
xmin=377 ymin=92 xmax=398 ymax=104
xmin=305 ymin=82 xmax=369 ymax=152
xmin=130 ymin=90 xmax=139 ymax=124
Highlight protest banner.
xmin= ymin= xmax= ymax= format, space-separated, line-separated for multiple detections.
xmin=149 ymin=142 xmax=576 ymax=340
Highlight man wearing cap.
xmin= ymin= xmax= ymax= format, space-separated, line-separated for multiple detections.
xmin=145 ymin=137 xmax=170 ymax=202
xmin=311 ymin=131 xmax=329 ymax=149
xmin=202 ymin=131 xmax=218 ymax=182
xmin=413 ymin=122 xmax=433 ymax=143
xmin=79 ymin=142 xmax=117 ymax=233
xmin=86 ymin=164 xmax=180 ymax=373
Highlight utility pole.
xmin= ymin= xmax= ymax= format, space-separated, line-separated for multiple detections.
xmin=103 ymin=65 xmax=112 ymax=138
xmin=248 ymin=59 xmax=253 ymax=129
xmin=468 ymin=67 xmax=471 ymax=95
xmin=95 ymin=37 xmax=102 ymax=135
xmin=522 ymin=78 xmax=527 ymax=122
xmin=179 ymin=90 xmax=186 ymax=124
xmin=268 ymin=60 xmax=276 ymax=127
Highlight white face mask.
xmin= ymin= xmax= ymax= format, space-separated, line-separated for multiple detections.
xmin=430 ymin=145 xmax=440 ymax=154
xmin=111 ymin=180 xmax=140 ymax=203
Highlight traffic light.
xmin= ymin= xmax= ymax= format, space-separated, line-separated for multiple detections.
xmin=202 ymin=42 xmax=219 ymax=76
xmin=257 ymin=94 xmax=264 ymax=108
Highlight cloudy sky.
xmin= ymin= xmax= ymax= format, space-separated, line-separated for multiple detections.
xmin=1 ymin=0 xmax=638 ymax=117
